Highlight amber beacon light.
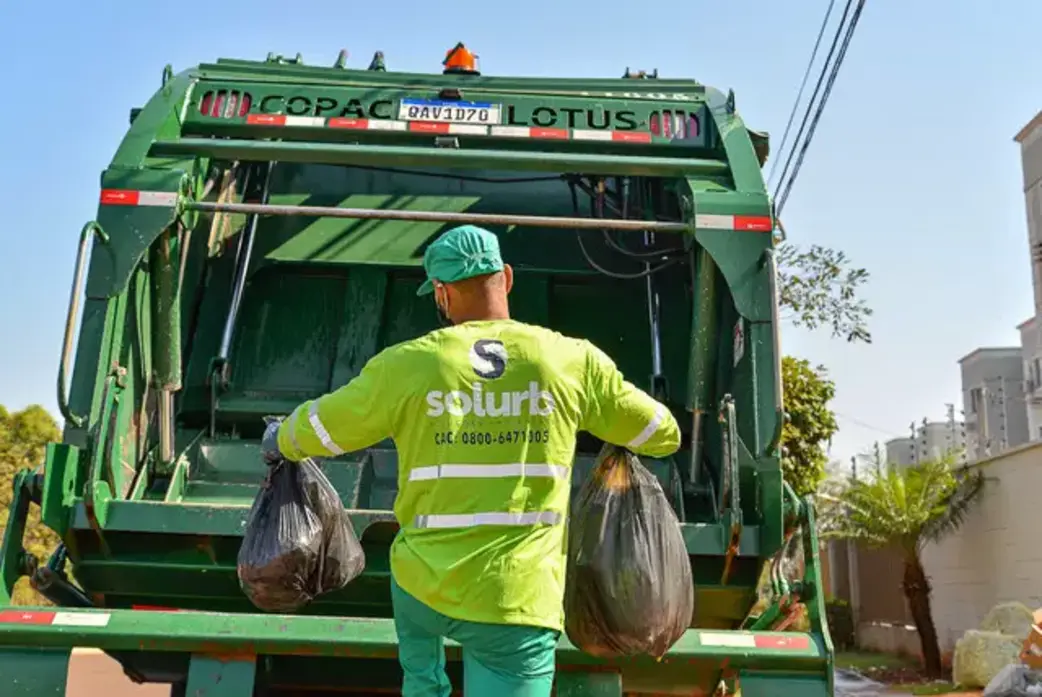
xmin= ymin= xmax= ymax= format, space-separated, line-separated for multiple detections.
xmin=443 ymin=42 xmax=480 ymax=75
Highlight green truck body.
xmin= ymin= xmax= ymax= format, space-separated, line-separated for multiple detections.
xmin=0 ymin=49 xmax=835 ymax=696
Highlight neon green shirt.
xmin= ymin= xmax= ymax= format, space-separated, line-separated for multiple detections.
xmin=277 ymin=319 xmax=680 ymax=631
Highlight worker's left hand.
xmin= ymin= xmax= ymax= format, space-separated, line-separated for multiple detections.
xmin=260 ymin=417 xmax=284 ymax=464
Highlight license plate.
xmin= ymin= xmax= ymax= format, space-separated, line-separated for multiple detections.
xmin=398 ymin=98 xmax=501 ymax=125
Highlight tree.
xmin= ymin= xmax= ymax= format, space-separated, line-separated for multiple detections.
xmin=821 ymin=456 xmax=985 ymax=677
xmin=0 ymin=404 xmax=62 ymax=605
xmin=780 ymin=357 xmax=838 ymax=496
xmin=777 ymin=242 xmax=872 ymax=344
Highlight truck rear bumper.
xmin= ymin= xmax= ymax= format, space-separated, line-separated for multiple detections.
xmin=0 ymin=607 xmax=832 ymax=696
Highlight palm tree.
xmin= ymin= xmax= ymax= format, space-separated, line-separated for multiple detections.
xmin=821 ymin=453 xmax=985 ymax=678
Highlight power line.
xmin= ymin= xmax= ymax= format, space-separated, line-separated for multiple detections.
xmin=775 ymin=0 xmax=868 ymax=216
xmin=834 ymin=411 xmax=902 ymax=438
xmin=767 ymin=0 xmax=838 ymax=190
xmin=771 ymin=0 xmax=856 ymax=203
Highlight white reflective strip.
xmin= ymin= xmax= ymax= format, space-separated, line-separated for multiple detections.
xmin=137 ymin=191 xmax=179 ymax=207
xmin=627 ymin=404 xmax=665 ymax=449
xmin=700 ymin=632 xmax=756 ymax=648
xmin=490 ymin=126 xmax=532 ymax=138
xmin=307 ymin=401 xmax=344 ymax=456
xmin=368 ymin=119 xmax=408 ymax=131
xmin=409 ymin=463 xmax=568 ymax=482
xmin=695 ymin=214 xmax=735 ymax=230
xmin=284 ymin=116 xmax=326 ymax=127
xmin=414 ymin=511 xmax=561 ymax=529
xmin=572 ymin=129 xmax=614 ymax=141
xmin=52 ymin=612 xmax=111 ymax=627
xmin=448 ymin=124 xmax=489 ymax=136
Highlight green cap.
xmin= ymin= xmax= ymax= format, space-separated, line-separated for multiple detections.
xmin=417 ymin=225 xmax=504 ymax=296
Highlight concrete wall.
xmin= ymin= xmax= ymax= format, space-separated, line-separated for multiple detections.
xmin=921 ymin=440 xmax=1042 ymax=652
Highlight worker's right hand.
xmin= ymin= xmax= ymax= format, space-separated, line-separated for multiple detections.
xmin=260 ymin=417 xmax=284 ymax=464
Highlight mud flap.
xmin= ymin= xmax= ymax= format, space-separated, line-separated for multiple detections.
xmin=737 ymin=670 xmax=831 ymax=697
xmin=2 ymin=647 xmax=71 ymax=695
xmin=185 ymin=653 xmax=257 ymax=696
xmin=556 ymin=671 xmax=622 ymax=696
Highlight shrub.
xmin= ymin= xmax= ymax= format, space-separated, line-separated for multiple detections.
xmin=827 ymin=598 xmax=856 ymax=650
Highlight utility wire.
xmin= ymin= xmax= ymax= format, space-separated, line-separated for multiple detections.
xmin=767 ymin=0 xmax=838 ymax=190
xmin=772 ymin=0 xmax=856 ymax=204
xmin=775 ymin=0 xmax=868 ymax=215
xmin=835 ymin=411 xmax=903 ymax=438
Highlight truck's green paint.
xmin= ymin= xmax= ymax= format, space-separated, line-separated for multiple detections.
xmin=0 ymin=49 xmax=835 ymax=696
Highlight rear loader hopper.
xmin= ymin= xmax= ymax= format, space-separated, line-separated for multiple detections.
xmin=0 ymin=46 xmax=835 ymax=696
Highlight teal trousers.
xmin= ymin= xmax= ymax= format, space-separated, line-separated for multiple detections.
xmin=390 ymin=576 xmax=560 ymax=697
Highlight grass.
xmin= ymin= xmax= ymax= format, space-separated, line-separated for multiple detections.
xmin=836 ymin=652 xmax=963 ymax=696
xmin=888 ymin=683 xmax=963 ymax=695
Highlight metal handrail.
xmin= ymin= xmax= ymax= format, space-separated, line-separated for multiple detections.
xmin=765 ymin=247 xmax=786 ymax=455
xmin=185 ymin=200 xmax=691 ymax=233
xmin=57 ymin=221 xmax=109 ymax=428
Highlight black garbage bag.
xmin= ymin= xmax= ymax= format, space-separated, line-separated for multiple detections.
xmin=237 ymin=453 xmax=366 ymax=613
xmin=564 ymin=443 xmax=694 ymax=659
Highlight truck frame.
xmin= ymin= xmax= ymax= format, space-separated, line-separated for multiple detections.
xmin=0 ymin=48 xmax=835 ymax=696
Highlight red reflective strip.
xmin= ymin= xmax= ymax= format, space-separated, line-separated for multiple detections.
xmin=734 ymin=216 xmax=773 ymax=232
xmin=409 ymin=122 xmax=451 ymax=134
xmin=529 ymin=127 xmax=568 ymax=140
xmin=131 ymin=605 xmax=180 ymax=612
xmin=246 ymin=114 xmax=287 ymax=126
xmin=0 ymin=610 xmax=56 ymax=625
xmin=328 ymin=118 xmax=369 ymax=130
xmin=753 ymin=634 xmax=810 ymax=650
xmin=612 ymin=131 xmax=653 ymax=143
xmin=100 ymin=189 xmax=140 ymax=206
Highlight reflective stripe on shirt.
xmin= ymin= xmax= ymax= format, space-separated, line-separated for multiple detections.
xmin=627 ymin=403 xmax=665 ymax=449
xmin=308 ymin=400 xmax=344 ymax=456
xmin=408 ymin=463 xmax=569 ymax=482
xmin=414 ymin=511 xmax=563 ymax=529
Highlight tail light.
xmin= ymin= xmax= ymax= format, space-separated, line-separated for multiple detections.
xmin=199 ymin=90 xmax=253 ymax=119
xmin=649 ymin=110 xmax=700 ymax=140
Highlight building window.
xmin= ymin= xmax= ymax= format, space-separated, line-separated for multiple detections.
xmin=969 ymin=387 xmax=983 ymax=414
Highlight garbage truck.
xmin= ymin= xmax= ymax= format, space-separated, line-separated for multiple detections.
xmin=0 ymin=45 xmax=836 ymax=696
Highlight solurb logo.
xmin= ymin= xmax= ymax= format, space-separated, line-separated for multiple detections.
xmin=470 ymin=339 xmax=508 ymax=379
xmin=426 ymin=382 xmax=556 ymax=418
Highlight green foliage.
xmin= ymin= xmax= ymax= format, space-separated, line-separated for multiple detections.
xmin=822 ymin=456 xmax=985 ymax=554
xmin=826 ymin=598 xmax=855 ymax=650
xmin=0 ymin=404 xmax=62 ymax=606
xmin=777 ymin=242 xmax=872 ymax=344
xmin=822 ymin=457 xmax=985 ymax=676
xmin=781 ymin=357 xmax=838 ymax=496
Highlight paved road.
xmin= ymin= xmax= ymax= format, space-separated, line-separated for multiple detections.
xmin=66 ymin=649 xmax=167 ymax=697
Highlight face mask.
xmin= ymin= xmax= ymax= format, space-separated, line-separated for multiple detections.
xmin=434 ymin=288 xmax=453 ymax=327
xmin=435 ymin=304 xmax=453 ymax=327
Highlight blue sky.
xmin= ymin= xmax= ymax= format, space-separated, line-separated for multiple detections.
xmin=1 ymin=1 xmax=1040 ymax=464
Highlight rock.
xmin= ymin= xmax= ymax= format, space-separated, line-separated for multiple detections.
xmin=953 ymin=629 xmax=1024 ymax=689
xmin=981 ymin=602 xmax=1036 ymax=639
xmin=833 ymin=668 xmax=886 ymax=696
xmin=983 ymin=663 xmax=1042 ymax=697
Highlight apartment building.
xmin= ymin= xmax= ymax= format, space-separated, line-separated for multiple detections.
xmin=953 ymin=112 xmax=1042 ymax=461
xmin=959 ymin=348 xmax=1029 ymax=461
xmin=1016 ymin=111 xmax=1042 ymax=441
xmin=885 ymin=419 xmax=965 ymax=467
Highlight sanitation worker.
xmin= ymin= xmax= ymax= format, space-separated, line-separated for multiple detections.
xmin=261 ymin=224 xmax=680 ymax=697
